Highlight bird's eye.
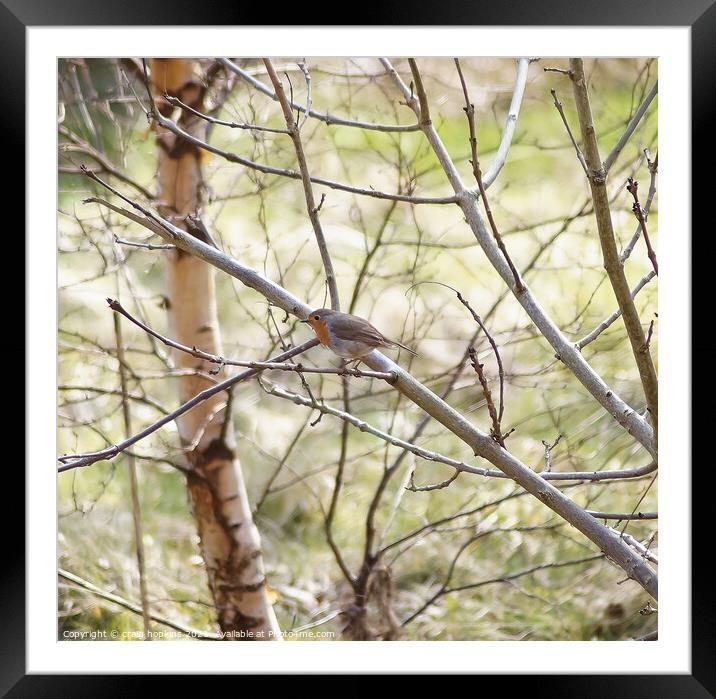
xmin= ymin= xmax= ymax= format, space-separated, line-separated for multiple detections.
xmin=313 ymin=315 xmax=320 ymax=320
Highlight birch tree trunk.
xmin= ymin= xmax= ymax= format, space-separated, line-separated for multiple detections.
xmin=149 ymin=58 xmax=281 ymax=640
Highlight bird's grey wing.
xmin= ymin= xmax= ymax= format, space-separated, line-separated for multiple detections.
xmin=332 ymin=314 xmax=418 ymax=355
xmin=330 ymin=315 xmax=386 ymax=345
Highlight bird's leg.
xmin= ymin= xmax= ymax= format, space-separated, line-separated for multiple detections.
xmin=342 ymin=358 xmax=363 ymax=373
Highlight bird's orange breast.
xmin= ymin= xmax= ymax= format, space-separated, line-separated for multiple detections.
xmin=310 ymin=319 xmax=333 ymax=347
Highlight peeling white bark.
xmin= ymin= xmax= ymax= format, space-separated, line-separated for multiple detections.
xmin=151 ymin=58 xmax=281 ymax=639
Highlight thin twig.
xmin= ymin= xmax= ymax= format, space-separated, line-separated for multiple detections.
xmin=569 ymin=58 xmax=658 ymax=441
xmin=468 ymin=347 xmax=505 ymax=446
xmin=112 ymin=304 xmax=152 ymax=638
xmin=324 ymin=374 xmax=356 ymax=587
xmin=107 ymin=297 xmax=390 ymax=379
xmin=406 ymin=469 xmax=459 ymax=492
xmin=642 ymin=319 xmax=655 ymax=353
xmin=409 ymin=280 xmax=506 ymax=429
xmin=613 ymin=530 xmax=658 ymax=564
xmin=621 ymin=152 xmax=658 ymax=263
xmin=219 ymin=57 xmax=421 ymax=133
xmin=543 ymin=66 xmax=573 ymax=76
xmin=114 ymin=235 xmax=175 ymax=250
xmin=163 ymin=92 xmax=289 ymax=134
xmin=454 ymin=58 xmax=524 ymax=291
xmin=79 ymin=166 xmax=659 ymax=599
xmin=604 ymin=81 xmax=658 ymax=173
xmin=541 ymin=434 xmax=563 ymax=472
xmin=59 ymin=569 xmax=220 ymax=640
xmin=576 ymin=271 xmax=656 ymax=350
xmin=626 ymin=177 xmax=658 ymax=275
xmin=403 ymin=551 xmax=604 ymax=626
xmin=550 ymin=89 xmax=589 ymax=176
xmin=588 ymin=510 xmax=657 ymax=521
xmin=57 ymin=339 xmax=319 ymax=472
xmin=264 ymin=58 xmax=341 ymax=311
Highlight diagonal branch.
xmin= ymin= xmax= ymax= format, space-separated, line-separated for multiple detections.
xmin=59 ymin=569 xmax=220 ymax=640
xmin=576 ymin=270 xmax=656 ymax=350
xmin=550 ymin=89 xmax=589 ymax=176
xmin=381 ymin=58 xmax=655 ymax=458
xmin=57 ymin=339 xmax=319 ymax=472
xmin=78 ymin=170 xmax=658 ymax=600
xmin=139 ymin=63 xmax=450 ymax=206
xmin=219 ymin=57 xmax=421 ymax=133
xmin=481 ymin=57 xmax=530 ymax=188
xmin=403 ymin=552 xmax=604 ymax=626
xmin=621 ymin=152 xmax=658 ymax=263
xmin=626 ymin=177 xmax=659 ymax=275
xmin=162 ymin=92 xmax=289 ymax=134
xmin=264 ymin=58 xmax=340 ymax=311
xmin=604 ymin=81 xmax=658 ymax=173
xmin=107 ymin=297 xmax=390 ymax=379
xmin=59 ymin=124 xmax=155 ymax=199
xmin=569 ymin=58 xmax=658 ymax=439
xmin=454 ymin=58 xmax=524 ymax=292
xmin=267 ymin=382 xmax=656 ymax=484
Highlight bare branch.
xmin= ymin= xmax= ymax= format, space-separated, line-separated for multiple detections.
xmin=569 ymin=58 xmax=658 ymax=438
xmin=541 ymin=434 xmax=563 ymax=472
xmin=264 ymin=382 xmax=490 ymax=477
xmin=80 ymin=168 xmax=658 ymax=600
xmin=588 ymin=510 xmax=657 ymax=521
xmin=57 ymin=339 xmax=319 ymax=472
xmin=576 ymin=270 xmax=656 ymax=350
xmin=604 ymin=81 xmax=658 ymax=173
xmin=107 ymin=297 xmax=390 ymax=379
xmin=403 ymin=552 xmax=604 ymax=626
xmin=482 ymin=58 xmax=530 ymax=188
xmin=543 ymin=66 xmax=573 ymax=77
xmin=469 ymin=347 xmax=504 ymax=444
xmin=550 ymin=88 xmax=589 ymax=176
xmin=111 ymin=299 xmax=151 ymax=637
xmin=381 ymin=58 xmax=655 ymax=457
xmin=59 ymin=124 xmax=155 ymax=199
xmin=454 ymin=58 xmax=524 ymax=292
xmin=59 ymin=569 xmax=220 ymax=640
xmin=113 ymin=236 xmax=175 ymax=250
xmin=626 ymin=177 xmax=659 ymax=275
xmin=264 ymin=58 xmax=340 ymax=311
xmin=147 ymin=103 xmax=455 ymax=205
xmin=268 ymin=382 xmax=656 ymax=483
xmin=219 ymin=57 xmax=422 ymax=133
xmin=406 ymin=469 xmax=459 ymax=492
xmin=621 ymin=152 xmax=658 ymax=263
xmin=162 ymin=92 xmax=290 ymax=134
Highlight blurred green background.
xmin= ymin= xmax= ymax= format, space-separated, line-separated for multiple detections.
xmin=58 ymin=57 xmax=657 ymax=641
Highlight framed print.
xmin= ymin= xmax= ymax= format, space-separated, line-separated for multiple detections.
xmin=7 ymin=0 xmax=709 ymax=693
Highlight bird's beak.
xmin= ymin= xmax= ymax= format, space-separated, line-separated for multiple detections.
xmin=300 ymin=319 xmax=310 ymax=324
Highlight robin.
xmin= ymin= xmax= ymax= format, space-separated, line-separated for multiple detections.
xmin=301 ymin=308 xmax=418 ymax=360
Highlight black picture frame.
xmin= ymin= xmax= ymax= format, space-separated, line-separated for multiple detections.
xmin=8 ymin=0 xmax=708 ymax=694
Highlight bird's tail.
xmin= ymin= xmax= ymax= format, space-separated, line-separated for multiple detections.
xmin=388 ymin=339 xmax=419 ymax=357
